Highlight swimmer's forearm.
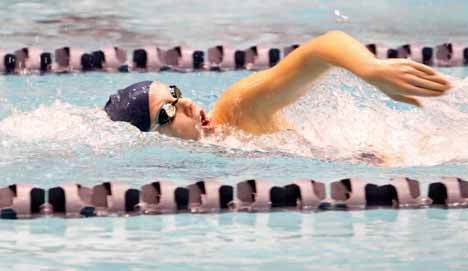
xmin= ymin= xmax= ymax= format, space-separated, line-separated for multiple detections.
xmin=213 ymin=31 xmax=449 ymax=131
xmin=281 ymin=30 xmax=449 ymax=106
xmin=250 ymin=31 xmax=377 ymax=110
xmin=212 ymin=31 xmax=379 ymax=127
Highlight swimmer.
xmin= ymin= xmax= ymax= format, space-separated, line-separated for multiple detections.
xmin=105 ymin=31 xmax=451 ymax=140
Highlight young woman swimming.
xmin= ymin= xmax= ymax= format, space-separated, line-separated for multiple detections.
xmin=104 ymin=31 xmax=450 ymax=140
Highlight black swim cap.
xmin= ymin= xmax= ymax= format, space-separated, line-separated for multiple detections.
xmin=104 ymin=80 xmax=153 ymax=131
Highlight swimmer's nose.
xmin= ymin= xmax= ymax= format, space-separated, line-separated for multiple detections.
xmin=176 ymin=98 xmax=195 ymax=118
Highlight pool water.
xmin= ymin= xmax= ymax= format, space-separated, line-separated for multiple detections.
xmin=1 ymin=1 xmax=468 ymax=270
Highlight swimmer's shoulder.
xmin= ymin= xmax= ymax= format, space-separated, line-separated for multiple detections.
xmin=210 ymin=69 xmax=290 ymax=134
xmin=210 ymin=102 xmax=288 ymax=135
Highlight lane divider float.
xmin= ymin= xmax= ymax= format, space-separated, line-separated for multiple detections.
xmin=1 ymin=42 xmax=466 ymax=75
xmin=1 ymin=177 xmax=467 ymax=219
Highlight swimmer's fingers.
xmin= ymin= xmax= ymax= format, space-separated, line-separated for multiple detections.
xmin=385 ymin=93 xmax=422 ymax=107
xmin=368 ymin=59 xmax=450 ymax=102
xmin=404 ymin=73 xmax=450 ymax=93
xmin=406 ymin=60 xmax=436 ymax=75
xmin=405 ymin=67 xmax=451 ymax=87
xmin=397 ymin=81 xmax=445 ymax=97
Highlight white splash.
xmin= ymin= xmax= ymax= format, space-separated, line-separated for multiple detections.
xmin=0 ymin=100 xmax=145 ymax=157
xmin=334 ymin=9 xmax=350 ymax=23
xmin=1 ymin=70 xmax=467 ymax=167
xmin=204 ymin=69 xmax=468 ymax=167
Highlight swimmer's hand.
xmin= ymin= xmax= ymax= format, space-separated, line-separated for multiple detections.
xmin=365 ymin=59 xmax=451 ymax=107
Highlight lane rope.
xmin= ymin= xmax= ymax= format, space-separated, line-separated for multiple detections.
xmin=1 ymin=177 xmax=466 ymax=219
xmin=0 ymin=43 xmax=465 ymax=75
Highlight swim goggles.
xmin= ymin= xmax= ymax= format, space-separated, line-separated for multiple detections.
xmin=154 ymin=85 xmax=182 ymax=127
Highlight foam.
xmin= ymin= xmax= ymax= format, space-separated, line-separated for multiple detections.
xmin=0 ymin=70 xmax=466 ymax=167
xmin=0 ymin=101 xmax=144 ymax=157
xmin=203 ymin=69 xmax=468 ymax=167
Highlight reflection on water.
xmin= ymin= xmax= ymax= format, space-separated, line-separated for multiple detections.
xmin=2 ymin=0 xmax=468 ymax=269
xmin=0 ymin=209 xmax=467 ymax=270
xmin=2 ymin=0 xmax=468 ymax=49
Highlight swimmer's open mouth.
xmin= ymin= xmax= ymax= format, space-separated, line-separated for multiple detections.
xmin=200 ymin=109 xmax=210 ymax=127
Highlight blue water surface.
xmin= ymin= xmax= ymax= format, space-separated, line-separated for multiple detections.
xmin=1 ymin=1 xmax=468 ymax=271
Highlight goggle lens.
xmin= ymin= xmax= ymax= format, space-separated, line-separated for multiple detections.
xmin=155 ymin=85 xmax=182 ymax=127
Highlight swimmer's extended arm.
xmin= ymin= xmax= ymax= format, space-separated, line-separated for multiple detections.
xmin=211 ymin=31 xmax=450 ymax=133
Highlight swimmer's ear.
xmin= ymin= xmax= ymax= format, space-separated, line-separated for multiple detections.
xmin=386 ymin=93 xmax=422 ymax=108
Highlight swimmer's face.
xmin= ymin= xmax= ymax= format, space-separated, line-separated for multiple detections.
xmin=148 ymin=82 xmax=207 ymax=140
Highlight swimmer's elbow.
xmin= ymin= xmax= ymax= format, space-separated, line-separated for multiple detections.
xmin=295 ymin=31 xmax=347 ymax=62
xmin=321 ymin=30 xmax=349 ymax=39
xmin=305 ymin=30 xmax=351 ymax=55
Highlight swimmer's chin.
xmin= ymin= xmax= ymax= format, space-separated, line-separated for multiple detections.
xmin=199 ymin=118 xmax=216 ymax=138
